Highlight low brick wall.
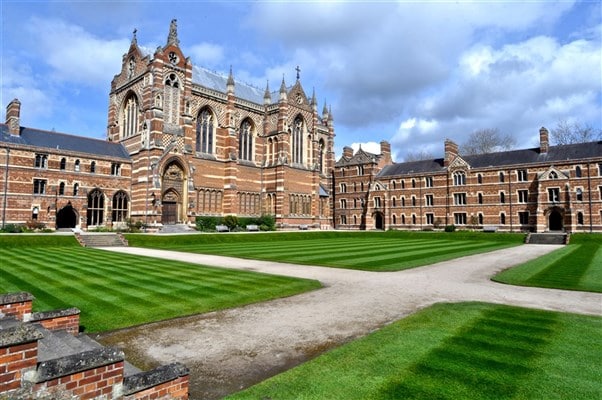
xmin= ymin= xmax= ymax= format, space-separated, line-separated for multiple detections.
xmin=0 ymin=324 xmax=43 ymax=393
xmin=31 ymin=308 xmax=80 ymax=335
xmin=34 ymin=347 xmax=125 ymax=399
xmin=0 ymin=292 xmax=34 ymax=320
xmin=124 ymin=363 xmax=189 ymax=400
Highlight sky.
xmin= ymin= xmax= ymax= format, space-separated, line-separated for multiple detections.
xmin=1 ymin=0 xmax=601 ymax=161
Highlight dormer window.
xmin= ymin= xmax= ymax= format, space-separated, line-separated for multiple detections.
xmin=453 ymin=171 xmax=466 ymax=186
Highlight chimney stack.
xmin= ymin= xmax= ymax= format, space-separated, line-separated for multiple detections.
xmin=444 ymin=138 xmax=459 ymax=167
xmin=342 ymin=146 xmax=353 ymax=158
xmin=539 ymin=127 xmax=549 ymax=154
xmin=380 ymin=140 xmax=391 ymax=163
xmin=6 ymin=99 xmax=21 ymax=136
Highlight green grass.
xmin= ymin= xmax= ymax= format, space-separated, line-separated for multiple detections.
xmin=126 ymin=231 xmax=525 ymax=271
xmin=493 ymin=234 xmax=602 ymax=292
xmin=226 ymin=302 xmax=602 ymax=400
xmin=0 ymin=241 xmax=320 ymax=333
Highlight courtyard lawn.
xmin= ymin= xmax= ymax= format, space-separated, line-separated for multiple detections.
xmin=0 ymin=236 xmax=321 ymax=333
xmin=226 ymin=302 xmax=602 ymax=400
xmin=126 ymin=231 xmax=524 ymax=272
xmin=493 ymin=234 xmax=602 ymax=293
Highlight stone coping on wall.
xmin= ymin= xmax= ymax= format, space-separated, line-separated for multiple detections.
xmin=0 ymin=292 xmax=35 ymax=305
xmin=123 ymin=362 xmax=189 ymax=395
xmin=30 ymin=307 xmax=80 ymax=322
xmin=0 ymin=322 xmax=44 ymax=347
xmin=36 ymin=346 xmax=125 ymax=382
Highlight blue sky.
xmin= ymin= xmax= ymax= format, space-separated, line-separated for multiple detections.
xmin=1 ymin=0 xmax=601 ymax=161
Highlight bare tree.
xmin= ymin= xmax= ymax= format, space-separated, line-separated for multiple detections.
xmin=404 ymin=150 xmax=434 ymax=162
xmin=460 ymin=128 xmax=516 ymax=155
xmin=551 ymin=120 xmax=602 ymax=145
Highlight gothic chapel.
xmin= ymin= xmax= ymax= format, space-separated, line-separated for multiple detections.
xmin=108 ymin=20 xmax=335 ymax=227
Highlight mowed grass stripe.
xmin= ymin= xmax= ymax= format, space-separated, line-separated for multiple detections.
xmin=0 ymin=246 xmax=320 ymax=332
xmin=228 ymin=303 xmax=601 ymax=400
xmin=493 ymin=235 xmax=602 ymax=292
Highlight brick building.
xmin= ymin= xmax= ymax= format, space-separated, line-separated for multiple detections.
xmin=334 ymin=128 xmax=602 ymax=233
xmin=0 ymin=20 xmax=335 ymax=230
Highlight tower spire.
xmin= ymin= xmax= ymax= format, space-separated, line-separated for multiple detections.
xmin=132 ymin=28 xmax=137 ymax=45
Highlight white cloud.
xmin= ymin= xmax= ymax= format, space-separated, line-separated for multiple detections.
xmin=25 ymin=17 xmax=129 ymax=87
xmin=188 ymin=42 xmax=225 ymax=67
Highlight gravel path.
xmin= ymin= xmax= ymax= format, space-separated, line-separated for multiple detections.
xmin=96 ymin=245 xmax=602 ymax=400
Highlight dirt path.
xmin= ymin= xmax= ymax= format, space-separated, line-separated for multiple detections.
xmin=96 ymin=245 xmax=602 ymax=400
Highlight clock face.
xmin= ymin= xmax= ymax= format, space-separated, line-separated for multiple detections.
xmin=296 ymin=93 xmax=303 ymax=104
xmin=168 ymin=51 xmax=179 ymax=64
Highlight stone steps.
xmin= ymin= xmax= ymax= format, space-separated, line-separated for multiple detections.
xmin=526 ymin=233 xmax=567 ymax=245
xmin=77 ymin=233 xmax=127 ymax=247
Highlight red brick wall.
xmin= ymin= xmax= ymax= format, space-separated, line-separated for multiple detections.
xmin=0 ymin=341 xmax=38 ymax=393
xmin=0 ymin=299 xmax=32 ymax=320
xmin=124 ymin=375 xmax=189 ymax=400
xmin=37 ymin=314 xmax=80 ymax=336
xmin=33 ymin=361 xmax=124 ymax=400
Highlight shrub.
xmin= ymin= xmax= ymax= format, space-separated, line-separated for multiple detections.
xmin=0 ymin=223 xmax=25 ymax=233
xmin=26 ymin=220 xmax=47 ymax=231
xmin=195 ymin=216 xmax=223 ymax=231
xmin=223 ymin=215 xmax=239 ymax=230
xmin=444 ymin=224 xmax=456 ymax=232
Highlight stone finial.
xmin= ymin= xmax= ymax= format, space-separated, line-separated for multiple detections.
xmin=167 ymin=19 xmax=180 ymax=46
xmin=227 ymin=66 xmax=235 ymax=94
xmin=264 ymin=80 xmax=272 ymax=105
xmin=279 ymin=75 xmax=287 ymax=101
xmin=132 ymin=28 xmax=137 ymax=45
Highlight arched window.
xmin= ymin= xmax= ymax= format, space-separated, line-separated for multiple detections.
xmin=60 ymin=158 xmax=66 ymax=170
xmin=58 ymin=182 xmax=65 ymax=195
xmin=550 ymin=171 xmax=558 ymax=179
xmin=292 ymin=116 xmax=304 ymax=164
xmin=577 ymin=212 xmax=584 ymax=225
xmin=391 ymin=180 xmax=396 ymax=190
xmin=478 ymin=213 xmax=483 ymax=225
xmin=576 ymin=188 xmax=583 ymax=201
xmin=453 ymin=171 xmax=466 ymax=186
xmin=478 ymin=193 xmax=483 ymax=204
xmin=412 ymin=196 xmax=416 ymax=206
xmin=500 ymin=213 xmax=506 ymax=225
xmin=401 ymin=214 xmax=406 ymax=224
xmin=73 ymin=183 xmax=79 ymax=196
xmin=500 ymin=192 xmax=505 ymax=204
xmin=74 ymin=159 xmax=80 ymax=172
xmin=164 ymin=73 xmax=180 ymax=124
xmin=412 ymin=179 xmax=416 ymax=188
xmin=358 ymin=165 xmax=364 ymax=176
xmin=196 ymin=108 xmax=214 ymax=153
xmin=90 ymin=161 xmax=96 ymax=173
xmin=499 ymin=172 xmax=505 ymax=182
xmin=402 ymin=197 xmax=406 ymax=207
xmin=238 ymin=119 xmax=254 ymax=161
xmin=392 ymin=214 xmax=397 ymax=224
xmin=392 ymin=197 xmax=396 ymax=207
xmin=121 ymin=94 xmax=139 ymax=139
xmin=87 ymin=189 xmax=104 ymax=226
xmin=401 ymin=180 xmax=405 ymax=189
xmin=575 ymin=166 xmax=582 ymax=178
xmin=112 ymin=191 xmax=129 ymax=222
xmin=477 ymin=174 xmax=482 ymax=184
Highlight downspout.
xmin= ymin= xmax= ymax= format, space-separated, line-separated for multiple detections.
xmin=331 ymin=170 xmax=336 ymax=229
xmin=508 ymin=169 xmax=513 ymax=232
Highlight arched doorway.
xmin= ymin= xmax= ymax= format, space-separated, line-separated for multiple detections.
xmin=161 ymin=189 xmax=179 ymax=225
xmin=56 ymin=203 xmax=77 ymax=229
xmin=549 ymin=209 xmax=563 ymax=231
xmin=161 ymin=160 xmax=186 ymax=225
xmin=374 ymin=212 xmax=384 ymax=230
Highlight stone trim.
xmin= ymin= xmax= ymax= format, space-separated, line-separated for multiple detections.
xmin=36 ymin=347 xmax=124 ymax=382
xmin=0 ymin=323 xmax=43 ymax=347
xmin=123 ymin=362 xmax=189 ymax=396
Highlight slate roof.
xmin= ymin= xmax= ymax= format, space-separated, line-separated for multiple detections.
xmin=192 ymin=66 xmax=281 ymax=105
xmin=377 ymin=141 xmax=602 ymax=178
xmin=0 ymin=124 xmax=131 ymax=160
xmin=336 ymin=148 xmax=381 ymax=166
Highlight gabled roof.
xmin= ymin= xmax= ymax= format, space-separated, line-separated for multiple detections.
xmin=377 ymin=141 xmax=602 ymax=178
xmin=336 ymin=148 xmax=381 ymax=167
xmin=0 ymin=124 xmax=131 ymax=160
